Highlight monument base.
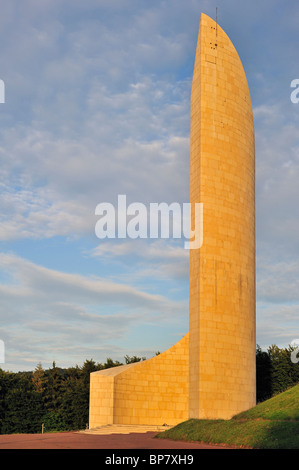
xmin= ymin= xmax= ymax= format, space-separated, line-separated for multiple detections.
xmin=89 ymin=334 xmax=189 ymax=427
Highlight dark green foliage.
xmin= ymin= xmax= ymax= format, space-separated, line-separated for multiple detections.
xmin=60 ymin=370 xmax=89 ymax=430
xmin=43 ymin=362 xmax=64 ymax=412
xmin=256 ymin=344 xmax=299 ymax=402
xmin=0 ymin=358 xmax=104 ymax=434
xmin=256 ymin=345 xmax=272 ymax=402
xmin=0 ymin=372 xmax=45 ymax=434
xmin=42 ymin=411 xmax=66 ymax=432
xmin=268 ymin=344 xmax=299 ymax=395
xmin=102 ymin=357 xmax=123 ymax=368
xmin=124 ymin=355 xmax=146 ymax=364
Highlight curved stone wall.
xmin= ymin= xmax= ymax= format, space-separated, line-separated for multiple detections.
xmin=89 ymin=333 xmax=189 ymax=427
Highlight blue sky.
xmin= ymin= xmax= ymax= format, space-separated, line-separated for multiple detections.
xmin=0 ymin=0 xmax=298 ymax=372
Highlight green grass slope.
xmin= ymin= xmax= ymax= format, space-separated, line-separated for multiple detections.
xmin=156 ymin=384 xmax=299 ymax=449
xmin=233 ymin=383 xmax=299 ymax=421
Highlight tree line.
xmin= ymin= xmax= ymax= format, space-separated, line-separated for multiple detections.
xmin=0 ymin=355 xmax=142 ymax=435
xmin=256 ymin=343 xmax=299 ymax=402
xmin=0 ymin=344 xmax=298 ymax=435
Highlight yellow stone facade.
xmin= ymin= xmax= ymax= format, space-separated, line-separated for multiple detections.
xmin=89 ymin=13 xmax=256 ymax=427
xmin=189 ymin=13 xmax=256 ymax=419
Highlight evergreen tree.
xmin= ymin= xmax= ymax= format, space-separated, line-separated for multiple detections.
xmin=32 ymin=362 xmax=45 ymax=394
xmin=0 ymin=369 xmax=12 ymax=434
xmin=1 ymin=373 xmax=45 ymax=434
xmin=268 ymin=344 xmax=298 ymax=395
xmin=103 ymin=357 xmax=122 ymax=368
xmin=0 ymin=347 xmax=296 ymax=435
xmin=43 ymin=361 xmax=64 ymax=412
xmin=60 ymin=374 xmax=88 ymax=430
xmin=124 ymin=355 xmax=146 ymax=363
xmin=256 ymin=345 xmax=272 ymax=402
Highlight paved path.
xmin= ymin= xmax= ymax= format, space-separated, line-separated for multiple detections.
xmin=81 ymin=424 xmax=174 ymax=435
xmin=0 ymin=427 xmax=236 ymax=449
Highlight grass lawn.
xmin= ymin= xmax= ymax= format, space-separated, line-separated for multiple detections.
xmin=156 ymin=384 xmax=299 ymax=449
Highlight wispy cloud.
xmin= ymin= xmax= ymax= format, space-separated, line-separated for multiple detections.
xmin=0 ymin=252 xmax=187 ymax=370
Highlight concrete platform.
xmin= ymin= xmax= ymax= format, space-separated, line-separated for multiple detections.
xmin=80 ymin=424 xmax=173 ymax=435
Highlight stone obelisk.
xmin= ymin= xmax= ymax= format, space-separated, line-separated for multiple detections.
xmin=189 ymin=13 xmax=256 ymax=419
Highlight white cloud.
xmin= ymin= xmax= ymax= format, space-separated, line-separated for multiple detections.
xmin=0 ymin=252 xmax=179 ymax=307
xmin=256 ymin=303 xmax=299 ymax=349
xmin=92 ymin=239 xmax=188 ymax=261
xmin=257 ymin=260 xmax=299 ymax=303
xmin=90 ymin=239 xmax=189 ymax=283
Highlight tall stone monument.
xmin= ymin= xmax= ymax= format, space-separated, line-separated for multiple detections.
xmin=189 ymin=13 xmax=256 ymax=419
xmin=89 ymin=13 xmax=256 ymax=428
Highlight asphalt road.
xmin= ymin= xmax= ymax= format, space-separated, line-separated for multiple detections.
xmin=0 ymin=431 xmax=236 ymax=449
